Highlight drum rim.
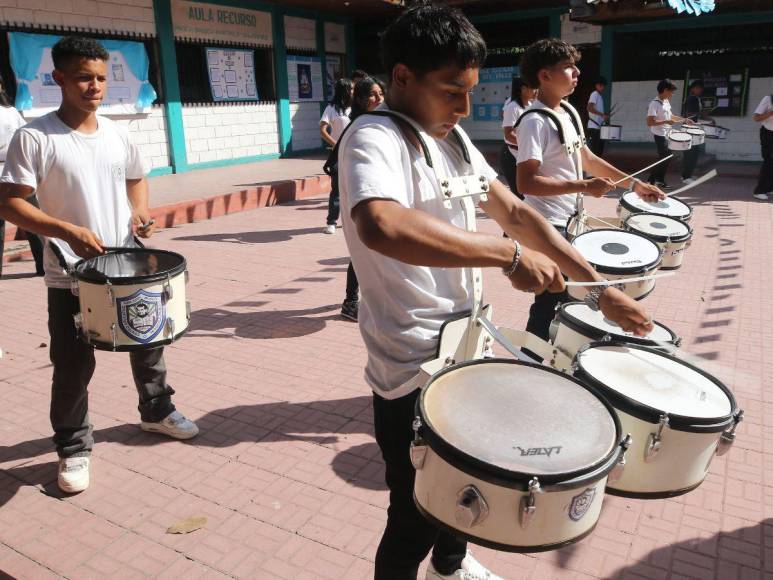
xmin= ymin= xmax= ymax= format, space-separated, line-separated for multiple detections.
xmin=684 ymin=128 xmax=706 ymax=136
xmin=73 ymin=247 xmax=187 ymax=285
xmin=623 ymin=213 xmax=693 ymax=243
xmin=571 ymin=228 xmax=662 ymax=274
xmin=667 ymin=132 xmax=692 ymax=142
xmin=556 ymin=301 xmax=679 ymax=347
xmin=417 ymin=358 xmax=624 ymax=491
xmin=573 ymin=341 xmax=740 ymax=432
xmin=619 ymin=193 xmax=693 ymax=220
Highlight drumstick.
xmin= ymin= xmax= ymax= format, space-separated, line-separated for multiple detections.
xmin=610 ymin=155 xmax=674 ymax=187
xmin=585 ymin=215 xmax=621 ymax=229
xmin=666 ymin=169 xmax=718 ymax=197
xmin=139 ymin=219 xmax=155 ymax=230
xmin=564 ymin=271 xmax=676 ymax=287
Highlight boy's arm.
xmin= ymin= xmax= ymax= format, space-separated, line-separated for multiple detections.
xmin=581 ymin=147 xmax=664 ymax=201
xmin=517 ymin=159 xmax=614 ymax=198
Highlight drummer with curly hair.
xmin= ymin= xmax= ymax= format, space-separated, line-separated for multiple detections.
xmin=0 ymin=36 xmax=198 ymax=494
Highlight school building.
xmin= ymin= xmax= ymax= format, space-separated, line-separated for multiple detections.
xmin=0 ymin=0 xmax=770 ymax=176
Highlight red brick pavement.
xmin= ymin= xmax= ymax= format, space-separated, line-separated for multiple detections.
xmin=0 ymin=174 xmax=771 ymax=579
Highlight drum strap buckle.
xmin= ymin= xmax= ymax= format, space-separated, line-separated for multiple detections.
xmin=717 ymin=409 xmax=743 ymax=456
xmin=645 ymin=414 xmax=669 ymax=462
xmin=409 ymin=417 xmax=428 ymax=470
xmin=519 ymin=477 xmax=541 ymax=529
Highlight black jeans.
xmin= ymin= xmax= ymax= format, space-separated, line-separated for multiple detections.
xmin=587 ymin=127 xmax=605 ymax=158
xmin=498 ymin=143 xmax=523 ymax=199
xmin=48 ymin=288 xmax=176 ymax=457
xmin=755 ymin=127 xmax=773 ymax=196
xmin=0 ymin=195 xmax=45 ymax=277
xmin=345 ymin=261 xmax=359 ymax=302
xmin=373 ymin=390 xmax=466 ymax=579
xmin=648 ymin=135 xmax=671 ymax=185
xmin=682 ymin=143 xmax=703 ymax=180
xmin=326 ymin=172 xmax=340 ymax=226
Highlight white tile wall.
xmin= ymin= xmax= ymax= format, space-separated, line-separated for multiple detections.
xmin=118 ymin=105 xmax=171 ymax=171
xmin=285 ymin=15 xmax=315 ymax=51
xmin=289 ymin=102 xmax=322 ymax=151
xmin=610 ymin=77 xmax=773 ymax=161
xmin=181 ymin=103 xmax=280 ymax=164
xmin=0 ymin=0 xmax=156 ymax=36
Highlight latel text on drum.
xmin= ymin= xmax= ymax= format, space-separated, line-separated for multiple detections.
xmin=515 ymin=446 xmax=562 ymax=457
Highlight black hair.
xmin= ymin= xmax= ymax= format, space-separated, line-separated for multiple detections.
xmin=330 ymin=78 xmax=353 ymax=114
xmin=596 ymin=76 xmax=607 ymax=86
xmin=519 ymin=38 xmax=581 ymax=89
xmin=689 ymin=79 xmax=704 ymax=91
xmin=510 ymin=77 xmax=532 ymax=108
xmin=351 ymin=69 xmax=368 ymax=82
xmin=657 ymin=79 xmax=677 ymax=93
xmin=51 ymin=36 xmax=109 ymax=71
xmin=0 ymin=73 xmax=12 ymax=107
xmin=350 ymin=76 xmax=382 ymax=120
xmin=380 ymin=1 xmax=486 ymax=80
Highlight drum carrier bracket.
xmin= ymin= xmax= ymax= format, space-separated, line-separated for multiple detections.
xmin=645 ymin=414 xmax=669 ymax=462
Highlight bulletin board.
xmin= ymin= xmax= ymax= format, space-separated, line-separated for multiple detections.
xmin=684 ymin=69 xmax=749 ymax=117
xmin=205 ymin=47 xmax=258 ymax=101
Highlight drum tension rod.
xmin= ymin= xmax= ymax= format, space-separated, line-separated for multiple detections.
xmin=409 ymin=417 xmax=428 ymax=470
xmin=609 ymin=434 xmax=633 ymax=483
xmin=645 ymin=414 xmax=669 ymax=463
xmin=519 ymin=477 xmax=541 ymax=529
xmin=717 ymin=409 xmax=744 ymax=456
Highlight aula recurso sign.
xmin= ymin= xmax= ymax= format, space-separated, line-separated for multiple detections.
xmin=171 ymin=0 xmax=272 ymax=46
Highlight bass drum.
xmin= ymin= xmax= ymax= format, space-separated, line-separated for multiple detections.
xmin=623 ymin=213 xmax=693 ymax=270
xmin=412 ymin=359 xmax=629 ymax=551
xmin=573 ymin=343 xmax=743 ymax=498
xmin=617 ymin=191 xmax=692 ymax=223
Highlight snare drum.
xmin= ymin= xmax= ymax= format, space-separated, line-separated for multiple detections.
xmin=698 ymin=121 xmax=721 ymax=138
xmin=617 ymin=191 xmax=692 ymax=222
xmin=567 ymin=229 xmax=662 ymax=300
xmin=600 ymin=125 xmax=622 ymax=141
xmin=624 ymin=213 xmax=692 ymax=270
xmin=684 ymin=127 xmax=705 ymax=146
xmin=573 ymin=343 xmax=743 ymax=497
xmin=715 ymin=125 xmax=730 ymax=139
xmin=412 ymin=359 xmax=629 ymax=551
xmin=71 ymin=248 xmax=190 ymax=351
xmin=550 ymin=302 xmax=680 ymax=359
xmin=667 ymin=131 xmax=692 ymax=151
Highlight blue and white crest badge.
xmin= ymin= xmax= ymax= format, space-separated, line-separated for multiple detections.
xmin=568 ymin=487 xmax=596 ymax=522
xmin=117 ymin=289 xmax=166 ymax=343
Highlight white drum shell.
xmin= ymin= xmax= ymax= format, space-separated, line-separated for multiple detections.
xmin=414 ymin=446 xmax=608 ymax=549
xmin=600 ymin=125 xmax=622 ymax=141
xmin=624 ymin=218 xmax=692 ymax=270
xmin=667 ymin=132 xmax=693 ymax=151
xmin=567 ymin=265 xmax=659 ymax=301
xmin=700 ymin=124 xmax=721 ymax=138
xmin=685 ymin=128 xmax=705 ymax=146
xmin=76 ymin=271 xmax=189 ymax=349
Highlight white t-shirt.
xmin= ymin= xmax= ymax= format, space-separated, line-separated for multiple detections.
xmin=647 ymin=98 xmax=672 ymax=137
xmin=754 ymin=95 xmax=773 ymax=131
xmin=587 ymin=90 xmax=604 ymax=129
xmin=0 ymin=106 xmax=25 ymax=163
xmin=502 ymin=99 xmax=526 ymax=155
xmin=0 ymin=113 xmax=147 ymax=289
xmin=320 ymin=104 xmax=351 ymax=142
xmin=516 ymin=101 xmax=581 ymax=225
xmin=338 ymin=105 xmax=497 ymax=399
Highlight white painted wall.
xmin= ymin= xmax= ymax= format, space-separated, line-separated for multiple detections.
xmin=610 ymin=77 xmax=773 ymax=161
xmin=181 ymin=103 xmax=280 ymax=164
xmin=289 ymin=102 xmax=322 ymax=151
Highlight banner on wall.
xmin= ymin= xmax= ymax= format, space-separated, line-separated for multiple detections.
xmin=206 ymin=48 xmax=258 ymax=101
xmin=287 ymin=55 xmax=323 ymax=102
xmin=324 ymin=22 xmax=346 ymax=54
xmin=8 ymin=32 xmax=157 ymax=116
xmin=472 ymin=66 xmax=518 ymax=121
xmin=325 ymin=54 xmax=343 ymax=100
xmin=171 ymin=0 xmax=272 ymax=46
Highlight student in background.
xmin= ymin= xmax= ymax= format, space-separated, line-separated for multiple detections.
xmin=320 ymin=78 xmax=354 ymax=234
xmin=681 ymin=80 xmax=706 ymax=184
xmin=646 ymin=79 xmax=678 ymax=189
xmin=586 ymin=76 xmax=609 ymax=158
xmin=499 ymin=77 xmax=537 ymax=199
xmin=752 ymin=92 xmax=773 ymax=201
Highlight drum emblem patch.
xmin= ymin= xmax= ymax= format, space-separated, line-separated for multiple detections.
xmin=117 ymin=289 xmax=166 ymax=343
xmin=568 ymin=487 xmax=596 ymax=521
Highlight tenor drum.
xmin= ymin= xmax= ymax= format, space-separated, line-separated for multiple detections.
xmin=698 ymin=121 xmax=721 ymax=138
xmin=624 ymin=213 xmax=692 ymax=270
xmin=550 ymin=302 xmax=680 ymax=359
xmin=412 ymin=359 xmax=629 ymax=551
xmin=684 ymin=127 xmax=705 ymax=146
xmin=71 ymin=248 xmax=190 ymax=351
xmin=617 ymin=191 xmax=692 ymax=222
xmin=567 ymin=229 xmax=662 ymax=300
xmin=600 ymin=125 xmax=622 ymax=141
xmin=667 ymin=131 xmax=692 ymax=151
xmin=573 ymin=343 xmax=743 ymax=498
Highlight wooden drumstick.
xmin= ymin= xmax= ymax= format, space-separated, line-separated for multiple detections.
xmin=665 ymin=169 xmax=718 ymax=197
xmin=610 ymin=155 xmax=674 ymax=187
xmin=564 ymin=272 xmax=676 ymax=287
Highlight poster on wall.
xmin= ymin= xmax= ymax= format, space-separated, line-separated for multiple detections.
xmin=685 ymin=69 xmax=749 ymax=117
xmin=472 ymin=66 xmax=518 ymax=121
xmin=325 ymin=54 xmax=343 ymax=100
xmin=287 ymin=55 xmax=323 ymax=102
xmin=8 ymin=32 xmax=156 ymax=116
xmin=206 ymin=48 xmax=258 ymax=101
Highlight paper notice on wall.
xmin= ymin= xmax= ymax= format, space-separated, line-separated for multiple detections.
xmin=472 ymin=66 xmax=518 ymax=121
xmin=206 ymin=48 xmax=258 ymax=102
xmin=287 ymin=55 xmax=323 ymax=102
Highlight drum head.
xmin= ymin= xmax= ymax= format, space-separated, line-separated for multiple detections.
xmin=668 ymin=131 xmax=692 ymax=144
xmin=74 ymin=248 xmax=186 ymax=285
xmin=421 ymin=361 xmax=617 ymax=478
xmin=571 ymin=229 xmax=661 ymax=273
xmin=560 ymin=302 xmax=676 ymax=344
xmin=685 ymin=128 xmax=705 ymax=137
xmin=625 ymin=213 xmax=691 ymax=243
xmin=621 ymin=192 xmax=692 ymax=220
xmin=576 ymin=345 xmax=732 ymax=421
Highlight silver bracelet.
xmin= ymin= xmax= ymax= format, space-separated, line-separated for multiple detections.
xmin=502 ymin=239 xmax=522 ymax=278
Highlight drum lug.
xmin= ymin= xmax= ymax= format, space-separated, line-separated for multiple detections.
xmin=70 ymin=280 xmax=79 ymax=297
xmin=674 ymin=336 xmax=682 ymax=348
xmin=609 ymin=434 xmax=632 ymax=483
xmin=106 ymin=280 xmax=114 ymax=306
xmin=519 ymin=477 xmax=541 ymax=529
xmin=410 ymin=417 xmax=427 ymax=469
xmin=166 ymin=317 xmax=176 ymax=339
xmin=73 ymin=313 xmax=83 ymax=333
xmin=443 ymin=356 xmax=456 ymax=368
xmin=184 ymin=270 xmax=190 ymax=284
xmin=548 ymin=317 xmax=559 ymax=343
xmin=717 ymin=409 xmax=743 ymax=456
xmin=164 ymin=274 xmax=173 ymax=301
xmin=110 ymin=323 xmax=117 ymax=350
xmin=186 ymin=301 xmax=192 ymax=322
xmin=645 ymin=414 xmax=669 ymax=463
xmin=455 ymin=485 xmax=489 ymax=528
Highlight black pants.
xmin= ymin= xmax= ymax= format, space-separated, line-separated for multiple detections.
xmin=648 ymin=135 xmax=671 ymax=185
xmin=498 ymin=143 xmax=522 ymax=199
xmin=48 ymin=288 xmax=176 ymax=457
xmin=345 ymin=262 xmax=359 ymax=302
xmin=682 ymin=143 xmax=703 ymax=180
xmin=587 ymin=127 xmax=605 ymax=158
xmin=373 ymin=390 xmax=466 ymax=579
xmin=326 ymin=172 xmax=340 ymax=226
xmin=755 ymin=127 xmax=773 ymax=196
xmin=0 ymin=195 xmax=45 ymax=277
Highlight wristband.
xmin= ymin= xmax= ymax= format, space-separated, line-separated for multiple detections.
xmin=502 ymin=239 xmax=522 ymax=278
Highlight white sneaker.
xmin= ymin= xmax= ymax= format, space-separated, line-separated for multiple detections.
xmin=58 ymin=456 xmax=90 ymax=493
xmin=324 ymin=224 xmax=336 ymax=234
xmin=753 ymin=193 xmax=769 ymax=200
xmin=681 ymin=177 xmax=697 ymax=184
xmin=426 ymin=552 xmax=504 ymax=580
xmin=141 ymin=410 xmax=199 ymax=440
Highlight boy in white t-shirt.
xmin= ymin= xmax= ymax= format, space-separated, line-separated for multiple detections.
xmin=515 ymin=39 xmax=665 ymax=347
xmin=586 ymin=76 xmax=608 ymax=157
xmin=646 ymin=79 xmax=678 ymax=188
xmin=340 ymin=10 xmax=656 ymax=579
xmin=320 ymin=78 xmax=353 ymax=233
xmin=752 ymin=93 xmax=773 ymax=200
xmin=0 ymin=37 xmax=198 ymax=494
